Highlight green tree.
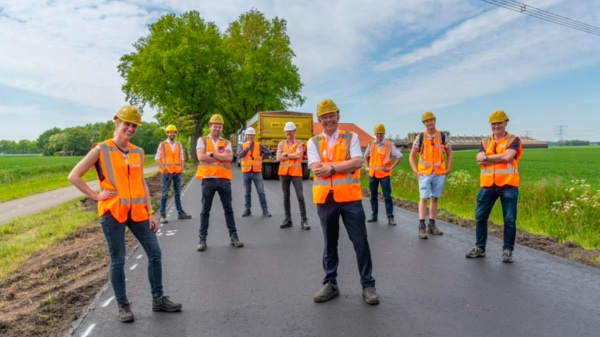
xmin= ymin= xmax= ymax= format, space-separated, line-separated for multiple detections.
xmin=219 ymin=10 xmax=305 ymax=131
xmin=118 ymin=11 xmax=225 ymax=161
xmin=37 ymin=127 xmax=62 ymax=156
xmin=131 ymin=122 xmax=163 ymax=154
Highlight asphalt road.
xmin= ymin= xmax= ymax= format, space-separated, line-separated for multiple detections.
xmin=65 ymin=168 xmax=600 ymax=337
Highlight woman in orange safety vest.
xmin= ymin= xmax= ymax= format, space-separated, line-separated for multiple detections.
xmin=68 ymin=105 xmax=181 ymax=323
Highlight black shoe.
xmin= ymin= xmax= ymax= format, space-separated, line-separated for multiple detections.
xmin=159 ymin=214 xmax=168 ymax=224
xmin=280 ymin=219 xmax=293 ymax=229
xmin=466 ymin=246 xmax=486 ymax=258
xmin=367 ymin=218 xmax=377 ymax=223
xmin=197 ymin=239 xmax=207 ymax=251
xmin=262 ymin=208 xmax=272 ymax=217
xmin=177 ymin=210 xmax=192 ymax=220
xmin=118 ymin=302 xmax=134 ymax=322
xmin=300 ymin=219 xmax=311 ymax=230
xmin=152 ymin=296 xmax=182 ymax=312
xmin=242 ymin=209 xmax=251 ymax=217
xmin=230 ymin=233 xmax=244 ymax=247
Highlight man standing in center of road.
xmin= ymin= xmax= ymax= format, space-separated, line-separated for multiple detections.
xmin=156 ymin=124 xmax=192 ymax=223
xmin=276 ymin=121 xmax=309 ymax=230
xmin=195 ymin=114 xmax=244 ymax=251
xmin=364 ymin=123 xmax=403 ymax=226
xmin=409 ymin=111 xmax=452 ymax=239
xmin=308 ymin=98 xmax=379 ymax=305
xmin=238 ymin=127 xmax=272 ymax=218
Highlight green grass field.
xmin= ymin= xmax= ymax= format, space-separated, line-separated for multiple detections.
xmin=0 ymin=155 xmax=157 ymax=202
xmin=363 ymin=146 xmax=600 ymax=249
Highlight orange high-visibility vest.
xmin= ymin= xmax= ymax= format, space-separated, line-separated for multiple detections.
xmin=240 ymin=142 xmax=262 ymax=173
xmin=278 ymin=140 xmax=303 ymax=177
xmin=96 ymin=140 xmax=148 ymax=223
xmin=311 ymin=130 xmax=362 ymax=204
xmin=417 ymin=130 xmax=447 ymax=175
xmin=158 ymin=141 xmax=183 ymax=174
xmin=480 ymin=133 xmax=522 ymax=187
xmin=368 ymin=140 xmax=393 ymax=179
xmin=196 ymin=137 xmax=232 ymax=180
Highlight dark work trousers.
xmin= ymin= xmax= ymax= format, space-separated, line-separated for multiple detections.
xmin=280 ymin=175 xmax=307 ymax=222
xmin=199 ymin=178 xmax=237 ymax=241
xmin=317 ymin=193 xmax=375 ymax=289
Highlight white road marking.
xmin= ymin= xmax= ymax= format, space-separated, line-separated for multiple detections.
xmin=101 ymin=297 xmax=114 ymax=308
xmin=81 ymin=323 xmax=95 ymax=337
xmin=136 ymin=254 xmax=143 ymax=259
xmin=130 ymin=264 xmax=138 ymax=270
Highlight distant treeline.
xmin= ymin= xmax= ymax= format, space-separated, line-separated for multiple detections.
xmin=0 ymin=121 xmax=166 ymax=156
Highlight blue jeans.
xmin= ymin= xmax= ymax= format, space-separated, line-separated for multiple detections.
xmin=475 ymin=186 xmax=519 ymax=251
xmin=317 ymin=194 xmax=375 ymax=289
xmin=199 ymin=178 xmax=238 ymax=240
xmin=369 ymin=176 xmax=394 ymax=220
xmin=100 ymin=213 xmax=163 ymax=305
xmin=160 ymin=173 xmax=183 ymax=214
xmin=243 ymin=172 xmax=268 ymax=210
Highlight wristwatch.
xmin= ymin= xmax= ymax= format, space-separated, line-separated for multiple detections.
xmin=329 ymin=166 xmax=336 ymax=175
xmin=210 ymin=152 xmax=214 ymax=157
xmin=148 ymin=209 xmax=155 ymax=215
xmin=484 ymin=155 xmax=488 ymax=161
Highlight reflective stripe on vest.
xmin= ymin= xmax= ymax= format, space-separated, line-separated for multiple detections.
xmin=196 ymin=136 xmax=232 ymax=180
xmin=368 ymin=140 xmax=393 ymax=178
xmin=278 ymin=140 xmax=303 ymax=177
xmin=480 ymin=133 xmax=522 ymax=187
xmin=97 ymin=140 xmax=148 ymax=223
xmin=417 ymin=130 xmax=446 ymax=175
xmin=240 ymin=142 xmax=262 ymax=173
xmin=312 ymin=130 xmax=362 ymax=204
xmin=159 ymin=141 xmax=183 ymax=174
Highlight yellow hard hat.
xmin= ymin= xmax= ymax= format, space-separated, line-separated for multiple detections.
xmin=165 ymin=124 xmax=178 ymax=134
xmin=374 ymin=124 xmax=386 ymax=134
xmin=316 ymin=99 xmax=339 ymax=117
xmin=422 ymin=111 xmax=436 ymax=122
xmin=489 ymin=110 xmax=509 ymax=123
xmin=209 ymin=114 xmax=224 ymax=124
xmin=114 ymin=105 xmax=142 ymax=125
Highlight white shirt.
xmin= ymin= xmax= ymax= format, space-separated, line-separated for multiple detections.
xmin=196 ymin=136 xmax=233 ymax=152
xmin=307 ymin=129 xmax=362 ymax=166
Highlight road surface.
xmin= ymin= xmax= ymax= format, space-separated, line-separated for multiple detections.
xmin=65 ymin=168 xmax=600 ymax=337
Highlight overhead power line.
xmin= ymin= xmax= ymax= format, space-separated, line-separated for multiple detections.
xmin=480 ymin=0 xmax=600 ymax=37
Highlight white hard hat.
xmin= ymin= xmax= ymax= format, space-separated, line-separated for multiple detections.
xmin=284 ymin=122 xmax=296 ymax=131
xmin=245 ymin=127 xmax=256 ymax=135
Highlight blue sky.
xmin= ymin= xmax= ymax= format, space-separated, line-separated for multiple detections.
xmin=1 ymin=0 xmax=599 ymax=142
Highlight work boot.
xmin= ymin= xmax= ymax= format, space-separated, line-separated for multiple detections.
xmin=419 ymin=225 xmax=428 ymax=239
xmin=118 ymin=302 xmax=134 ymax=322
xmin=362 ymin=287 xmax=380 ymax=305
xmin=242 ymin=209 xmax=251 ymax=217
xmin=313 ymin=283 xmax=339 ymax=303
xmin=159 ymin=213 xmax=168 ymax=224
xmin=388 ymin=218 xmax=396 ymax=226
xmin=197 ymin=239 xmax=207 ymax=251
xmin=280 ymin=219 xmax=292 ymax=229
xmin=366 ymin=217 xmax=377 ymax=223
xmin=262 ymin=208 xmax=272 ymax=217
xmin=466 ymin=246 xmax=486 ymax=258
xmin=300 ymin=219 xmax=311 ymax=230
xmin=152 ymin=296 xmax=182 ymax=312
xmin=230 ymin=232 xmax=244 ymax=247
xmin=177 ymin=210 xmax=192 ymax=220
xmin=428 ymin=223 xmax=443 ymax=235
xmin=502 ymin=249 xmax=514 ymax=263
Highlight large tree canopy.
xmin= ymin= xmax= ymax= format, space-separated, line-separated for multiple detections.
xmin=118 ymin=10 xmax=305 ymax=161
